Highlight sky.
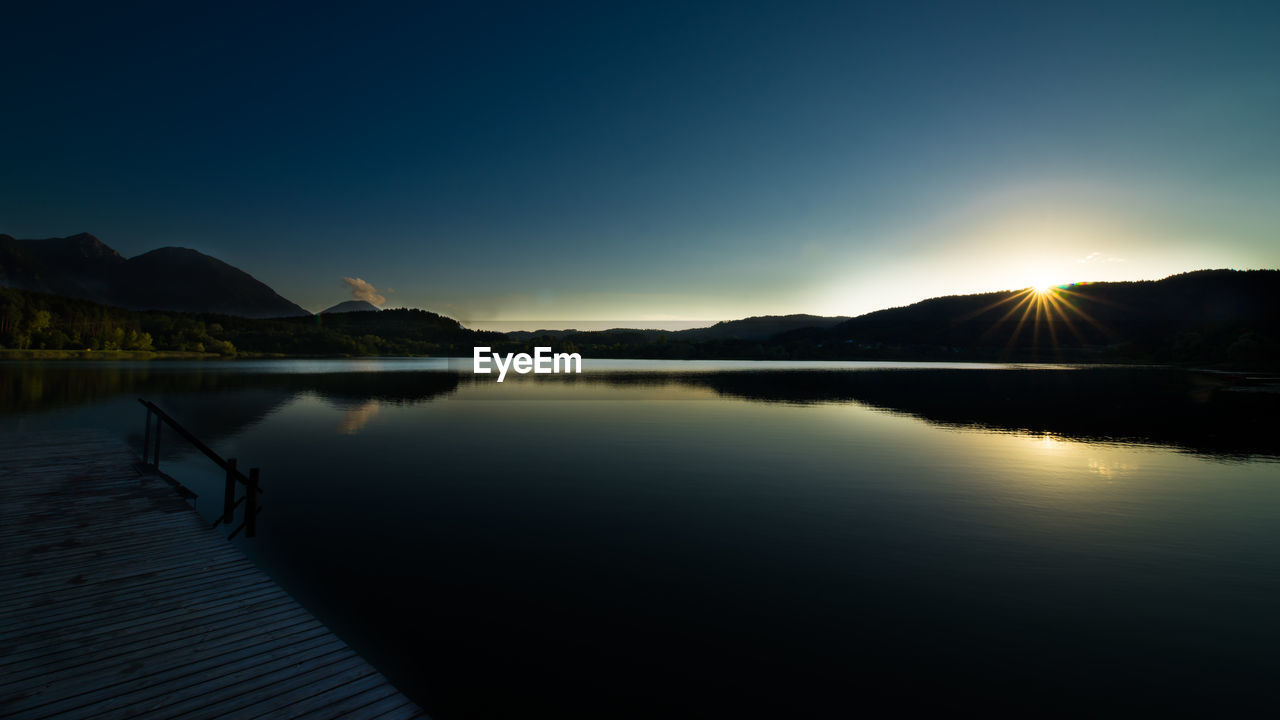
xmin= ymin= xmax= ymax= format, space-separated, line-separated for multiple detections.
xmin=3 ymin=1 xmax=1278 ymax=328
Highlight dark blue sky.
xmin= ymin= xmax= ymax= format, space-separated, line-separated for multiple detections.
xmin=3 ymin=1 xmax=1277 ymax=325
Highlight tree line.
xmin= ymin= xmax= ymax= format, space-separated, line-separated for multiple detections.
xmin=0 ymin=289 xmax=494 ymax=356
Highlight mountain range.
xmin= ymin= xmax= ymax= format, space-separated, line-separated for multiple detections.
xmin=500 ymin=270 xmax=1278 ymax=366
xmin=781 ymin=270 xmax=1280 ymax=359
xmin=0 ymin=234 xmax=855 ymax=334
xmin=1 ymin=233 xmax=1276 ymax=366
xmin=0 ymin=233 xmax=308 ymax=318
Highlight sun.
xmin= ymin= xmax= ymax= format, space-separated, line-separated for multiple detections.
xmin=968 ymin=276 xmax=1108 ymax=361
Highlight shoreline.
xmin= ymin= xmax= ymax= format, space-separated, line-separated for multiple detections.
xmin=1 ymin=349 xmax=1276 ymax=375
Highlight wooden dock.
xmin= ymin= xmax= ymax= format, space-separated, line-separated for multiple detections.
xmin=0 ymin=430 xmax=427 ymax=719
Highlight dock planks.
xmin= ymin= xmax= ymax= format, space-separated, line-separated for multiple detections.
xmin=0 ymin=430 xmax=427 ymax=719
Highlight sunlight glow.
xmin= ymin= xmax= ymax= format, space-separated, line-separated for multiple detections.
xmin=960 ymin=280 xmax=1113 ymax=361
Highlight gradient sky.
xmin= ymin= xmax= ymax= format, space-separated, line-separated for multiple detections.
xmin=3 ymin=1 xmax=1278 ymax=327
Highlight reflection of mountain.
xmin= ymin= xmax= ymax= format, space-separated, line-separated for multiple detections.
xmin=0 ymin=365 xmax=461 ymax=443
xmin=585 ymin=368 xmax=1279 ymax=458
xmin=0 ymin=365 xmax=463 ymax=413
xmin=6 ymin=363 xmax=1275 ymax=458
xmin=158 ymin=389 xmax=297 ymax=446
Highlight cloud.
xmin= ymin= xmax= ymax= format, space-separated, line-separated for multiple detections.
xmin=1078 ymin=252 xmax=1125 ymax=264
xmin=341 ymin=277 xmax=386 ymax=306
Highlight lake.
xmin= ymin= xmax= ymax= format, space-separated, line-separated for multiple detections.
xmin=3 ymin=359 xmax=1279 ymax=717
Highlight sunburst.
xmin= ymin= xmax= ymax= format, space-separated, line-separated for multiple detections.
xmin=966 ymin=282 xmax=1115 ymax=359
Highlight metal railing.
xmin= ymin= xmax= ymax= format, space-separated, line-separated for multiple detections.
xmin=139 ymin=398 xmax=262 ymax=538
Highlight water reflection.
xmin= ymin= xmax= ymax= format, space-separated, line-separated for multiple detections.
xmin=610 ymin=368 xmax=1279 ymax=458
xmin=1088 ymin=458 xmax=1140 ymax=479
xmin=3 ymin=361 xmax=1275 ymax=458
xmin=337 ymin=399 xmax=382 ymax=435
xmin=4 ymin=359 xmax=1280 ymax=716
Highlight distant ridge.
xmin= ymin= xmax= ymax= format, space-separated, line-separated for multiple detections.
xmin=493 ymin=270 xmax=1277 ymax=366
xmin=1 ymin=268 xmax=1275 ymax=366
xmin=504 ymin=314 xmax=850 ymax=342
xmin=674 ymin=314 xmax=850 ymax=341
xmin=0 ymin=233 xmax=309 ymax=318
xmin=504 ymin=328 xmax=579 ymax=341
xmin=776 ymin=269 xmax=1280 ymax=364
xmin=321 ymin=300 xmax=381 ymax=314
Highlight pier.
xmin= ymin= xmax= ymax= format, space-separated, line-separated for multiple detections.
xmin=0 ymin=429 xmax=426 ymax=719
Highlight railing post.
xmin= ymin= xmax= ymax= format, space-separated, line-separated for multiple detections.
xmin=152 ymin=414 xmax=161 ymax=469
xmin=245 ymin=468 xmax=260 ymax=539
xmin=224 ymin=458 xmax=238 ymax=525
xmin=137 ymin=398 xmax=265 ymax=540
xmin=142 ymin=407 xmax=152 ymax=467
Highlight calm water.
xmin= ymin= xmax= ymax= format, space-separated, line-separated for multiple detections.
xmin=4 ymin=359 xmax=1279 ymax=717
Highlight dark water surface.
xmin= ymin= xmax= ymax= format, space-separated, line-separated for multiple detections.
xmin=4 ymin=360 xmax=1279 ymax=717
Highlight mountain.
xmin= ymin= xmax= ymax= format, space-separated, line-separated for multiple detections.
xmin=505 ymin=329 xmax=580 ymax=341
xmin=779 ymin=270 xmax=1280 ymax=364
xmin=0 ymin=233 xmax=309 ymax=318
xmin=674 ymin=314 xmax=850 ymax=341
xmin=321 ymin=300 xmax=381 ymax=314
xmin=504 ymin=315 xmax=850 ymax=342
xmin=306 ymin=307 xmax=492 ymax=341
xmin=113 ymin=247 xmax=309 ymax=318
xmin=0 ymin=232 xmax=125 ymax=299
xmin=490 ymin=271 xmax=1277 ymax=367
xmin=0 ymin=286 xmax=504 ymax=356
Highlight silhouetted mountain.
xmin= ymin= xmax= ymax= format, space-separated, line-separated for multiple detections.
xmin=0 ymin=232 xmax=125 ymax=299
xmin=504 ymin=315 xmax=849 ymax=343
xmin=0 ymin=233 xmax=309 ymax=318
xmin=674 ymin=314 xmax=849 ymax=341
xmin=776 ymin=270 xmax=1280 ymax=365
xmin=4 ymin=249 xmax=1276 ymax=368
xmin=505 ymin=329 xmax=580 ymax=341
xmin=322 ymin=300 xmax=381 ymax=314
xmin=1 ymin=287 xmax=504 ymax=356
xmin=301 ymin=307 xmax=501 ymax=345
xmin=486 ymin=271 xmax=1277 ymax=367
xmin=114 ymin=247 xmax=309 ymax=318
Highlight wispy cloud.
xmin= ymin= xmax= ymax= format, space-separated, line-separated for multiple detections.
xmin=341 ymin=277 xmax=386 ymax=306
xmin=1078 ymin=252 xmax=1125 ymax=264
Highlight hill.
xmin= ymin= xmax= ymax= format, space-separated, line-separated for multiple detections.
xmin=488 ymin=270 xmax=1278 ymax=367
xmin=2 ymin=267 xmax=1275 ymax=367
xmin=778 ymin=270 xmax=1279 ymax=365
xmin=674 ymin=314 xmax=849 ymax=341
xmin=322 ymin=300 xmax=381 ymax=314
xmin=502 ymin=314 xmax=849 ymax=343
xmin=504 ymin=329 xmax=580 ymax=341
xmin=0 ymin=232 xmax=124 ymax=299
xmin=0 ymin=288 xmax=501 ymax=356
xmin=0 ymin=233 xmax=309 ymax=318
